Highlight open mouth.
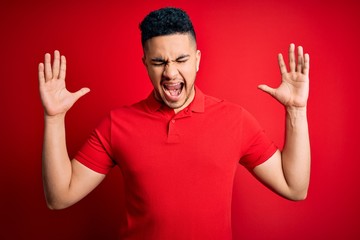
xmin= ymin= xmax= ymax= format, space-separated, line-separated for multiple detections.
xmin=162 ymin=82 xmax=184 ymax=100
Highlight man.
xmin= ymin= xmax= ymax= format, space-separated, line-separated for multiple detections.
xmin=38 ymin=7 xmax=310 ymax=239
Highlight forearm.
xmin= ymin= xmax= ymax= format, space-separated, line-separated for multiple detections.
xmin=281 ymin=107 xmax=311 ymax=198
xmin=42 ymin=114 xmax=73 ymax=209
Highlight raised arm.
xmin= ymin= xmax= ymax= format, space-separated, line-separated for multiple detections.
xmin=254 ymin=43 xmax=310 ymax=201
xmin=39 ymin=50 xmax=105 ymax=209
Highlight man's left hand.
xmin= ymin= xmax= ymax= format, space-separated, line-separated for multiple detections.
xmin=258 ymin=43 xmax=310 ymax=109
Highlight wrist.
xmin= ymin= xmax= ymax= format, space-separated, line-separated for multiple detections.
xmin=286 ymin=105 xmax=307 ymax=114
xmin=44 ymin=113 xmax=66 ymax=124
xmin=285 ymin=106 xmax=308 ymax=128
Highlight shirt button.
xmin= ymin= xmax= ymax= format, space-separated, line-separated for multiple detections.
xmin=171 ymin=119 xmax=176 ymax=123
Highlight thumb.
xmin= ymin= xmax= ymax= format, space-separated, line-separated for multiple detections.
xmin=73 ymin=87 xmax=91 ymax=101
xmin=258 ymin=84 xmax=275 ymax=97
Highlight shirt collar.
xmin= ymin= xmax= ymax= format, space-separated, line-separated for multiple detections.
xmin=145 ymin=85 xmax=205 ymax=113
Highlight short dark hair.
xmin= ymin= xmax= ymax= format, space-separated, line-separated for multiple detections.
xmin=139 ymin=7 xmax=196 ymax=47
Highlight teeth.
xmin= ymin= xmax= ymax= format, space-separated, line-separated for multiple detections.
xmin=164 ymin=82 xmax=182 ymax=90
xmin=169 ymin=89 xmax=181 ymax=96
xmin=163 ymin=82 xmax=183 ymax=97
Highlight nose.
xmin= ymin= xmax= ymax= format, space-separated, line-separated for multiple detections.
xmin=162 ymin=62 xmax=178 ymax=80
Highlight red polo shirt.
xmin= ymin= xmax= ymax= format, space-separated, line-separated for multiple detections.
xmin=75 ymin=86 xmax=277 ymax=239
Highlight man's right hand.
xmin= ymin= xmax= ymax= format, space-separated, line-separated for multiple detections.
xmin=39 ymin=51 xmax=104 ymax=210
xmin=38 ymin=50 xmax=90 ymax=117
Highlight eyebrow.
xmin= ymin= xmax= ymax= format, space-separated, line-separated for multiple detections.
xmin=151 ymin=57 xmax=166 ymax=63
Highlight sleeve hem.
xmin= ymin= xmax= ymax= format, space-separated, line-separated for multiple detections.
xmin=244 ymin=143 xmax=278 ymax=170
xmin=74 ymin=153 xmax=111 ymax=175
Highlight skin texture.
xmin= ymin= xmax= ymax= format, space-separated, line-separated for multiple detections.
xmin=39 ymin=51 xmax=104 ymax=209
xmin=142 ymin=34 xmax=201 ymax=113
xmin=39 ymin=37 xmax=310 ymax=209
xmin=255 ymin=44 xmax=310 ymax=200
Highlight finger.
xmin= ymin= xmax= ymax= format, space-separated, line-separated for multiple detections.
xmin=38 ymin=63 xmax=45 ymax=85
xmin=297 ymin=46 xmax=304 ymax=73
xmin=258 ymin=84 xmax=276 ymax=97
xmin=59 ymin=55 xmax=66 ymax=80
xmin=44 ymin=53 xmax=52 ymax=80
xmin=73 ymin=88 xmax=91 ymax=102
xmin=278 ymin=53 xmax=287 ymax=75
xmin=303 ymin=53 xmax=310 ymax=76
xmin=52 ymin=50 xmax=61 ymax=79
xmin=289 ymin=43 xmax=296 ymax=72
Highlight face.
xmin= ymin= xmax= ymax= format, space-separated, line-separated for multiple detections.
xmin=142 ymin=34 xmax=201 ymax=113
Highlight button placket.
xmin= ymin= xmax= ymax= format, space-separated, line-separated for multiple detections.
xmin=166 ymin=108 xmax=192 ymax=143
xmin=167 ymin=117 xmax=180 ymax=143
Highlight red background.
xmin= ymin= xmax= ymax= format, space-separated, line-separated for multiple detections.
xmin=1 ymin=0 xmax=359 ymax=239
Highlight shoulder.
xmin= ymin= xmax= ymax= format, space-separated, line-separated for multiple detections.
xmin=109 ymin=98 xmax=148 ymax=116
xmin=105 ymin=98 xmax=158 ymax=127
xmin=202 ymin=93 xmax=260 ymax=129
xmin=203 ymin=93 xmax=246 ymax=115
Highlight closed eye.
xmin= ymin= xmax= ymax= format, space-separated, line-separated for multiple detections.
xmin=175 ymin=55 xmax=190 ymax=63
xmin=151 ymin=58 xmax=167 ymax=66
xmin=152 ymin=62 xmax=166 ymax=66
xmin=150 ymin=54 xmax=190 ymax=66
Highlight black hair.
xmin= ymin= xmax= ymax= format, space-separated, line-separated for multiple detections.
xmin=139 ymin=7 xmax=196 ymax=47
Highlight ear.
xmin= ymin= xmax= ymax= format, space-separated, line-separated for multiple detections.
xmin=142 ymin=55 xmax=147 ymax=67
xmin=196 ymin=50 xmax=201 ymax=72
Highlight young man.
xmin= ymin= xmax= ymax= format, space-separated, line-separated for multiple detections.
xmin=39 ymin=7 xmax=310 ymax=239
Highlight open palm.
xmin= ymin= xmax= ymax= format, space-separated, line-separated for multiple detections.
xmin=259 ymin=44 xmax=310 ymax=109
xmin=38 ymin=50 xmax=90 ymax=117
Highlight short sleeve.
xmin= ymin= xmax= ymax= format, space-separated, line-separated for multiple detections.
xmin=239 ymin=109 xmax=278 ymax=170
xmin=74 ymin=114 xmax=115 ymax=174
